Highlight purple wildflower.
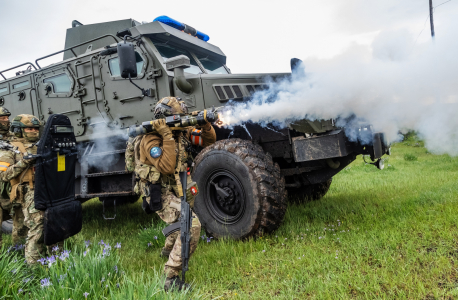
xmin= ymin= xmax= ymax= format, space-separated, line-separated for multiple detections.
xmin=83 ymin=292 xmax=89 ymax=298
xmin=52 ymin=245 xmax=59 ymax=252
xmin=114 ymin=265 xmax=118 ymax=273
xmin=83 ymin=251 xmax=87 ymax=257
xmin=37 ymin=258 xmax=47 ymax=265
xmin=115 ymin=242 xmax=121 ymax=249
xmin=85 ymin=240 xmax=91 ymax=248
xmin=18 ymin=289 xmax=23 ymax=293
xmin=206 ymin=237 xmax=213 ymax=243
xmin=59 ymin=250 xmax=71 ymax=261
xmin=101 ymin=277 xmax=105 ymax=283
xmin=116 ymin=283 xmax=120 ymax=288
xmin=98 ymin=240 xmax=105 ymax=246
xmin=47 ymin=256 xmax=56 ymax=266
xmin=201 ymin=235 xmax=205 ymax=240
xmin=40 ymin=278 xmax=52 ymax=288
xmin=154 ymin=236 xmax=158 ymax=240
xmin=11 ymin=269 xmax=17 ymax=274
xmin=262 ymin=250 xmax=265 ymax=253
xmin=147 ymin=242 xmax=152 ymax=247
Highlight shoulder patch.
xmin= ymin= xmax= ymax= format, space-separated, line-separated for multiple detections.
xmin=150 ymin=147 xmax=162 ymax=158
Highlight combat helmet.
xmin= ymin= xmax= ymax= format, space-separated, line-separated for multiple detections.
xmin=10 ymin=114 xmax=42 ymax=142
xmin=0 ymin=107 xmax=12 ymax=132
xmin=154 ymin=97 xmax=188 ymax=119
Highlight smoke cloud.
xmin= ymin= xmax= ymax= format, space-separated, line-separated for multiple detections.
xmin=221 ymin=25 xmax=458 ymax=155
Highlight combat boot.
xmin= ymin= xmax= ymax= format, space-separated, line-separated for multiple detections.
xmin=164 ymin=276 xmax=190 ymax=292
xmin=160 ymin=247 xmax=171 ymax=258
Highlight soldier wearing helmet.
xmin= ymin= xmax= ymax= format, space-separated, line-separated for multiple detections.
xmin=125 ymin=97 xmax=216 ymax=291
xmin=0 ymin=108 xmax=28 ymax=248
xmin=0 ymin=114 xmax=61 ymax=264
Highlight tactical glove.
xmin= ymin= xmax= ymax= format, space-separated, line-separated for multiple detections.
xmin=153 ymin=119 xmax=173 ymax=140
xmin=22 ymin=156 xmax=36 ymax=165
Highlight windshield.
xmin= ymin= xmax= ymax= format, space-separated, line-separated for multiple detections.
xmin=194 ymin=52 xmax=228 ymax=74
xmin=150 ymin=38 xmax=202 ymax=74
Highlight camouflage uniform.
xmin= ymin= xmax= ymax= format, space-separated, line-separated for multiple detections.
xmin=1 ymin=114 xmax=61 ymax=264
xmin=0 ymin=108 xmax=28 ymax=248
xmin=125 ymin=97 xmax=216 ymax=284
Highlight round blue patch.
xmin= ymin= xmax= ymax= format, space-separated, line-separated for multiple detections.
xmin=150 ymin=147 xmax=162 ymax=158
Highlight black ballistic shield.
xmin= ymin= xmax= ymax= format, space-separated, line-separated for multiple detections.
xmin=34 ymin=114 xmax=81 ymax=245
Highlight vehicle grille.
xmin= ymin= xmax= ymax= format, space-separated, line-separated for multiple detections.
xmin=212 ymin=84 xmax=265 ymax=101
xmin=223 ymin=86 xmax=234 ymax=99
xmin=232 ymin=85 xmax=243 ymax=98
xmin=214 ymin=86 xmax=226 ymax=100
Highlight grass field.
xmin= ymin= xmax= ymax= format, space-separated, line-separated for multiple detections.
xmin=1 ymin=136 xmax=458 ymax=299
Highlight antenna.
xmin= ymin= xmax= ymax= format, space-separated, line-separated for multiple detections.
xmin=429 ymin=0 xmax=435 ymax=38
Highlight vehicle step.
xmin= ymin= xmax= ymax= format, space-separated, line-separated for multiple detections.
xmin=85 ymin=170 xmax=131 ymax=178
xmin=76 ymin=191 xmax=135 ymax=199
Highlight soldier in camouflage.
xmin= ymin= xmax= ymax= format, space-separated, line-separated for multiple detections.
xmin=0 ymin=114 xmax=61 ymax=264
xmin=125 ymin=96 xmax=216 ymax=291
xmin=0 ymin=107 xmax=28 ymax=248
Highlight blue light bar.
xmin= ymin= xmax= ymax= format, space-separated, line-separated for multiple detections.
xmin=153 ymin=15 xmax=210 ymax=42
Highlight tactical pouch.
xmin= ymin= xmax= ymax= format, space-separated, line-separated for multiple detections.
xmin=44 ymin=201 xmax=82 ymax=246
xmin=141 ymin=182 xmax=162 ymax=214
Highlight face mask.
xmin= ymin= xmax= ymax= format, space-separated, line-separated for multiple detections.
xmin=23 ymin=130 xmax=39 ymax=142
xmin=0 ymin=121 xmax=10 ymax=132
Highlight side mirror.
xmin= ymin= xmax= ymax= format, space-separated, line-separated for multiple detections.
xmin=117 ymin=41 xmax=137 ymax=79
xmin=165 ymin=55 xmax=193 ymax=94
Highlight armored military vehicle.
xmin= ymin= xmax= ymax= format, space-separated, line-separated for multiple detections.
xmin=0 ymin=16 xmax=389 ymax=239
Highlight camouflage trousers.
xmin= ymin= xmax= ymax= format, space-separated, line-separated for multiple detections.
xmin=23 ymin=188 xmax=47 ymax=264
xmin=0 ymin=202 xmax=27 ymax=248
xmin=22 ymin=188 xmax=63 ymax=264
xmin=140 ymin=180 xmax=201 ymax=279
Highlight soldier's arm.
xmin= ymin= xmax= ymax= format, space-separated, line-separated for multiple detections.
xmin=141 ymin=136 xmax=177 ymax=175
xmin=125 ymin=137 xmax=137 ymax=172
xmin=0 ymin=152 xmax=30 ymax=182
xmin=187 ymin=122 xmax=216 ymax=148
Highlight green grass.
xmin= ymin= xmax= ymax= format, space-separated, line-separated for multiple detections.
xmin=2 ymin=138 xmax=458 ymax=299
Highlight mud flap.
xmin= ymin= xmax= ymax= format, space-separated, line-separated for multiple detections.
xmin=44 ymin=201 xmax=82 ymax=245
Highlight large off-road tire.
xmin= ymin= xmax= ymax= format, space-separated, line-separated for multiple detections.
xmin=1 ymin=219 xmax=13 ymax=234
xmin=288 ymin=179 xmax=332 ymax=203
xmin=192 ymin=139 xmax=287 ymax=240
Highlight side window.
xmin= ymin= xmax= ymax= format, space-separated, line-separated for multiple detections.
xmin=0 ymin=87 xmax=7 ymax=95
xmin=108 ymin=52 xmax=144 ymax=77
xmin=43 ymin=74 xmax=72 ymax=93
xmin=12 ymin=81 xmax=29 ymax=89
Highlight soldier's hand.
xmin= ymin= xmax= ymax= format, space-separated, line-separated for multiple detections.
xmin=153 ymin=119 xmax=173 ymax=139
xmin=22 ymin=156 xmax=36 ymax=165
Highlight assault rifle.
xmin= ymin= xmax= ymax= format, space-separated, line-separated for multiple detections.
xmin=0 ymin=141 xmax=19 ymax=153
xmin=179 ymin=167 xmax=191 ymax=282
xmin=161 ymin=167 xmax=192 ymax=281
xmin=128 ymin=108 xmax=221 ymax=138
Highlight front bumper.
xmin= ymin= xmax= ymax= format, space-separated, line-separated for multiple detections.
xmin=291 ymin=128 xmax=390 ymax=163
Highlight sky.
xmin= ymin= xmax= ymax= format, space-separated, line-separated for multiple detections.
xmin=0 ymin=0 xmax=456 ymax=77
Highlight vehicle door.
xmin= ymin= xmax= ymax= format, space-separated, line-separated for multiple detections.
xmin=4 ymin=74 xmax=37 ymax=116
xmin=98 ymin=44 xmax=156 ymax=129
xmin=34 ymin=66 xmax=85 ymax=135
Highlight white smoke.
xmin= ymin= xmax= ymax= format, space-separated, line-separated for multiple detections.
xmin=221 ymin=25 xmax=458 ymax=155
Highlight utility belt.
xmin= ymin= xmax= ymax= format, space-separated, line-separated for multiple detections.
xmin=9 ymin=166 xmax=34 ymax=202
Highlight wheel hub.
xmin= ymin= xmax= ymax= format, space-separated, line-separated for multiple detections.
xmin=205 ymin=170 xmax=246 ymax=224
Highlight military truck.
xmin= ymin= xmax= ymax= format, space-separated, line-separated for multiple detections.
xmin=0 ymin=16 xmax=389 ymax=239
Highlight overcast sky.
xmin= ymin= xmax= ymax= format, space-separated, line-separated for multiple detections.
xmin=0 ymin=0 xmax=457 ymax=77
